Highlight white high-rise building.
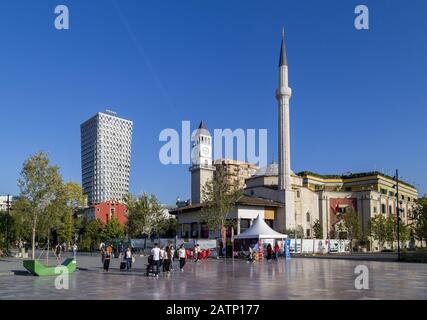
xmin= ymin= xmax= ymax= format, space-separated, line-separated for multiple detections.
xmin=80 ymin=110 xmax=133 ymax=205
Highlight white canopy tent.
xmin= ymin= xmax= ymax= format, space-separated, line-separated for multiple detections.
xmin=234 ymin=215 xmax=288 ymax=240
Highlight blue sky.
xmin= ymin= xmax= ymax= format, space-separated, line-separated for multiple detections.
xmin=0 ymin=0 xmax=426 ymax=204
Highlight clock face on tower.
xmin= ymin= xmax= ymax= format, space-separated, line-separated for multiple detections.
xmin=202 ymin=147 xmax=210 ymax=156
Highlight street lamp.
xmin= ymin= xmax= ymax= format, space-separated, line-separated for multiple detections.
xmin=5 ymin=194 xmax=12 ymax=254
xmin=392 ymin=170 xmax=401 ymax=261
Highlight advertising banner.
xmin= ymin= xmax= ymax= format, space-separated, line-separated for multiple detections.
xmin=285 ymin=239 xmax=291 ymax=259
xmin=289 ymin=239 xmax=301 ymax=253
xmin=329 ymin=240 xmax=340 ymax=253
xmin=313 ymin=240 xmax=329 ymax=254
xmin=301 ymin=239 xmax=314 ymax=253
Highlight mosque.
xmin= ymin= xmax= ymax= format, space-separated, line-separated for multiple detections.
xmin=170 ymin=30 xmax=419 ymax=241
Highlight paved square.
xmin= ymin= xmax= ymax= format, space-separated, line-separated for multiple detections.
xmin=0 ymin=255 xmax=426 ymax=299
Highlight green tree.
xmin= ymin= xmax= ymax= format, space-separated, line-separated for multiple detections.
xmin=17 ymin=152 xmax=63 ymax=259
xmin=312 ymin=219 xmax=323 ymax=239
xmin=102 ymin=217 xmax=125 ymax=242
xmin=369 ymin=214 xmax=387 ymax=251
xmin=342 ymin=209 xmax=361 ymax=251
xmin=57 ymin=182 xmax=86 ymax=246
xmin=385 ymin=215 xmax=396 ymax=249
xmin=285 ymin=225 xmax=304 ymax=239
xmin=200 ymin=165 xmax=243 ymax=234
xmin=125 ymin=193 xmax=166 ymax=238
xmin=81 ymin=218 xmax=104 ymax=251
xmin=412 ymin=197 xmax=427 ymax=246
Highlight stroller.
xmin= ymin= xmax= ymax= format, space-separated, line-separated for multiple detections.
xmin=145 ymin=255 xmax=156 ymax=276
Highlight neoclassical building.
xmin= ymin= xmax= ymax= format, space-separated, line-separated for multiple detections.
xmin=170 ymin=30 xmax=419 ymax=241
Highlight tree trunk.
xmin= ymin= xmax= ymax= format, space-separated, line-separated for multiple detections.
xmin=46 ymin=228 xmax=50 ymax=266
xmin=32 ymin=227 xmax=36 ymax=260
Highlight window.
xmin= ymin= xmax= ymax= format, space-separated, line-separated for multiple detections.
xmin=306 ymin=212 xmax=310 ymax=222
xmin=381 ymin=204 xmax=386 ymax=214
xmin=373 ymin=206 xmax=377 ymax=213
xmin=380 ymin=188 xmax=387 ymax=195
xmin=297 ymin=190 xmax=300 ymax=198
xmin=306 ymin=229 xmax=311 ymax=238
xmin=389 ymin=191 xmax=395 ymax=197
xmin=389 ymin=205 xmax=393 ymax=214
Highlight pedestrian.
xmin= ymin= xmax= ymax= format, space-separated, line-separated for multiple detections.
xmin=274 ymin=243 xmax=280 ymax=260
xmin=72 ymin=243 xmax=78 ymax=260
xmin=164 ymin=246 xmax=172 ymax=274
xmin=55 ymin=243 xmax=62 ymax=264
xmin=101 ymin=247 xmax=105 ymax=266
xmin=104 ymin=249 xmax=111 ymax=272
xmin=170 ymin=245 xmax=175 ymax=271
xmin=160 ymin=246 xmax=166 ymax=272
xmin=125 ymin=247 xmax=133 ymax=272
xmin=178 ymin=244 xmax=186 ymax=272
xmin=194 ymin=244 xmax=200 ymax=262
xmin=266 ymin=243 xmax=272 ymax=262
xmin=151 ymin=243 xmax=161 ymax=278
xmin=118 ymin=242 xmax=124 ymax=259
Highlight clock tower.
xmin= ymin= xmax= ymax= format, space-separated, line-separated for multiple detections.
xmin=190 ymin=121 xmax=215 ymax=204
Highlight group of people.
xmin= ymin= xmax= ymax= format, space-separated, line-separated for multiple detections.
xmin=246 ymin=243 xmax=281 ymax=263
xmin=148 ymin=243 xmax=189 ymax=277
xmin=266 ymin=243 xmax=280 ymax=262
xmin=98 ymin=242 xmax=206 ymax=276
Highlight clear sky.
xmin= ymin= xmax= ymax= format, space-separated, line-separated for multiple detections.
xmin=0 ymin=0 xmax=426 ymax=204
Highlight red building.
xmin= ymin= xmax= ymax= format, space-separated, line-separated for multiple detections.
xmin=85 ymin=200 xmax=128 ymax=226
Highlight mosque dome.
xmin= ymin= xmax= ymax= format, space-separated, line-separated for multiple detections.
xmin=254 ymin=162 xmax=294 ymax=177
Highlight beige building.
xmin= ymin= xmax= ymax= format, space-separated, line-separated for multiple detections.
xmin=214 ymin=159 xmax=258 ymax=189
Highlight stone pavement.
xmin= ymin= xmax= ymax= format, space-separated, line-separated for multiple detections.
xmin=0 ymin=254 xmax=426 ymax=299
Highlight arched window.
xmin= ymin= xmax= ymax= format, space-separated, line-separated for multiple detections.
xmin=306 ymin=212 xmax=311 ymax=222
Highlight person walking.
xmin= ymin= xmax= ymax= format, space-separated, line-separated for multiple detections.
xmin=160 ymin=246 xmax=166 ymax=272
xmin=266 ymin=243 xmax=273 ymax=262
xmin=170 ymin=245 xmax=175 ymax=271
xmin=103 ymin=249 xmax=111 ymax=272
xmin=164 ymin=246 xmax=172 ymax=274
xmin=151 ymin=243 xmax=161 ymax=278
xmin=125 ymin=247 xmax=133 ymax=272
xmin=55 ymin=243 xmax=62 ymax=265
xmin=72 ymin=243 xmax=78 ymax=260
xmin=178 ymin=244 xmax=186 ymax=272
xmin=101 ymin=246 xmax=106 ymax=266
xmin=194 ymin=244 xmax=200 ymax=262
xmin=274 ymin=243 xmax=280 ymax=261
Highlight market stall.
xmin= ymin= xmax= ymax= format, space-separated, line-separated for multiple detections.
xmin=234 ymin=215 xmax=287 ymax=259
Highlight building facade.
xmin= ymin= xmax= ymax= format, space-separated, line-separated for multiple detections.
xmin=0 ymin=195 xmax=17 ymax=211
xmin=80 ymin=110 xmax=133 ymax=205
xmin=214 ymin=159 xmax=258 ymax=189
xmin=84 ymin=200 xmax=128 ymax=225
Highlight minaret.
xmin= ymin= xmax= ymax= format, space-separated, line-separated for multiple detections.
xmin=275 ymin=28 xmax=295 ymax=229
